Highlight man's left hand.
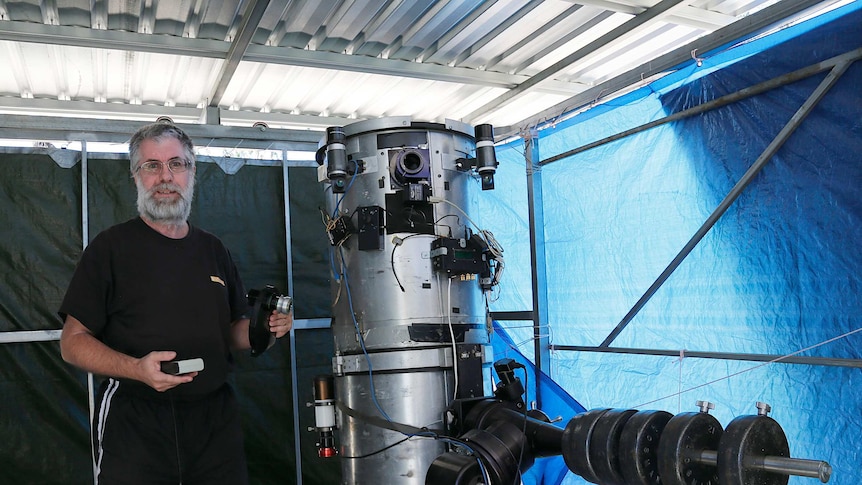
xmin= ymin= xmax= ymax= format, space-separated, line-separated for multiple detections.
xmin=269 ymin=310 xmax=293 ymax=338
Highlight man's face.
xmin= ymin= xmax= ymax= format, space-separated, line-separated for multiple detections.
xmin=133 ymin=137 xmax=196 ymax=224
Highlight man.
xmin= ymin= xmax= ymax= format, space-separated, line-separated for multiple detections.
xmin=59 ymin=121 xmax=292 ymax=484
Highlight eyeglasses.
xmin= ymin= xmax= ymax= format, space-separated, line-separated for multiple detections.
xmin=136 ymin=158 xmax=192 ymax=174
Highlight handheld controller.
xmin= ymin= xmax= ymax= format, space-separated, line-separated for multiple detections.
xmin=160 ymin=358 xmax=204 ymax=375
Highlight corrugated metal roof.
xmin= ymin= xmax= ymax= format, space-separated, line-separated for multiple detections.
xmin=0 ymin=0 xmax=845 ymax=142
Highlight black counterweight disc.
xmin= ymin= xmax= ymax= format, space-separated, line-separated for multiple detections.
xmin=618 ymin=410 xmax=674 ymax=485
xmin=561 ymin=408 xmax=611 ymax=484
xmin=657 ymin=412 xmax=723 ymax=485
xmin=589 ymin=408 xmax=638 ymax=485
xmin=717 ymin=415 xmax=790 ymax=485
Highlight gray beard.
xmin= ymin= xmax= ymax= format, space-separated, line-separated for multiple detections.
xmin=135 ymin=177 xmax=195 ymax=224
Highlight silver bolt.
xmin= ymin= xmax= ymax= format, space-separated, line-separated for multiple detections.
xmin=756 ymin=401 xmax=772 ymax=416
xmin=696 ymin=400 xmax=715 ymax=413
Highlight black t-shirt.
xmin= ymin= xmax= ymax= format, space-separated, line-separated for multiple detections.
xmin=59 ymin=217 xmax=250 ymax=399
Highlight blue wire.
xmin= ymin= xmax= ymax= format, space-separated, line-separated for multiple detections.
xmin=328 ymin=247 xmax=340 ymax=281
xmin=339 ymin=246 xmax=393 ymax=422
xmin=327 ymin=159 xmax=390 ymax=420
xmin=437 ymin=437 xmax=492 ymax=484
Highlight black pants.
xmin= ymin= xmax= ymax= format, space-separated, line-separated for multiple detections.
xmin=93 ymin=379 xmax=249 ymax=485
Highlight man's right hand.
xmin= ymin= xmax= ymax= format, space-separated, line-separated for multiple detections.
xmin=139 ymin=351 xmax=197 ymax=392
xmin=60 ymin=316 xmax=199 ymax=392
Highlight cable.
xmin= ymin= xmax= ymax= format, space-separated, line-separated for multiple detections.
xmin=436 ymin=436 xmax=493 ymax=485
xmin=339 ymin=246 xmax=393 ymax=422
xmin=447 ymin=276 xmax=459 ymax=402
xmin=434 ymin=213 xmax=460 ymax=238
xmin=484 ymin=292 xmax=493 ymax=336
xmin=168 ymin=392 xmax=184 ymax=484
xmin=389 ymin=234 xmax=435 ymax=292
xmin=340 ymin=436 xmax=413 ymax=459
xmin=427 ymin=196 xmax=503 ymax=257
xmin=390 ymin=240 xmax=406 ymax=292
xmin=428 ymin=196 xmax=505 ymax=289
xmin=635 ymin=326 xmax=862 ymax=408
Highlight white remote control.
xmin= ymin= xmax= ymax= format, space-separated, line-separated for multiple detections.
xmin=160 ymin=358 xmax=204 ymax=375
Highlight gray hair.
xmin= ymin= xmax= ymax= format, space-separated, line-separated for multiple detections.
xmin=129 ymin=121 xmax=196 ymax=174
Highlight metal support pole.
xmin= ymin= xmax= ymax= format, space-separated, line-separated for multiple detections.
xmin=524 ymin=130 xmax=551 ymax=403
xmin=600 ymin=58 xmax=854 ymax=347
xmin=80 ymin=140 xmax=98 ymax=485
xmin=282 ymin=151 xmax=303 ymax=485
xmin=0 ymin=330 xmax=61 ymax=343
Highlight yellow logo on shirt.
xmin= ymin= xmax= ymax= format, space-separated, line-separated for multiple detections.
xmin=210 ymin=276 xmax=225 ymax=286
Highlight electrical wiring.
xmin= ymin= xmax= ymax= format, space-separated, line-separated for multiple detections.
xmin=446 ymin=276 xmax=458 ymax=402
xmin=338 ymin=246 xmax=393 ymax=422
xmin=389 ymin=233 xmax=434 ymax=292
xmin=433 ymin=213 xmax=460 ymax=238
xmin=436 ymin=436 xmax=493 ymax=485
xmin=340 ymin=436 xmax=413 ymax=459
xmin=346 ymin=427 xmax=492 ymax=485
xmin=428 ymin=196 xmax=505 ymax=289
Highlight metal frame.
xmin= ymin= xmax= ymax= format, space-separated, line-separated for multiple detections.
xmin=498 ymin=0 xmax=837 ymax=139
xmin=524 ymin=130 xmax=551 ymax=406
xmin=0 ymin=14 xmax=580 ymax=96
xmin=527 ymin=48 xmax=862 ymax=366
xmin=550 ymin=345 xmax=862 ymax=369
xmin=1 ymin=0 xmax=830 ymax=133
xmin=0 ymin=114 xmax=322 ymax=151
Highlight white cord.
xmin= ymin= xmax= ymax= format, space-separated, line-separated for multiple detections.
xmin=447 ymin=276 xmax=459 ymax=401
xmin=428 ymin=196 xmax=505 ymax=287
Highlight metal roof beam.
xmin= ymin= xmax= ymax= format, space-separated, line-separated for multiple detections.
xmin=0 ymin=113 xmax=322 ymax=151
xmin=497 ymin=0 xmax=833 ymax=138
xmin=558 ymin=0 xmax=644 ymax=15
xmin=453 ymin=0 xmax=545 ymax=67
xmin=0 ymin=21 xmax=583 ymax=95
xmin=0 ymin=21 xmax=226 ymax=57
xmin=0 ymin=96 xmax=346 ymax=135
xmin=243 ymin=43 xmax=578 ymax=93
xmin=416 ymin=1 xmax=498 ymax=64
xmin=668 ymin=6 xmax=736 ymax=30
xmin=463 ymin=0 xmax=688 ymax=122
xmin=207 ymin=0 xmax=271 ymax=107
xmin=39 ymin=0 xmax=58 ymax=25
xmin=90 ymin=0 xmax=108 ymax=29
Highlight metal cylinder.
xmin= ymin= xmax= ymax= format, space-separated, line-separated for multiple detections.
xmin=473 ymin=123 xmax=497 ymax=190
xmin=274 ymin=295 xmax=292 ymax=314
xmin=322 ymin=118 xmax=494 ymax=484
xmin=313 ymin=375 xmax=337 ymax=458
xmin=326 ymin=126 xmax=349 ymax=192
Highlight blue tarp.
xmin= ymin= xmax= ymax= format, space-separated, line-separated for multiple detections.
xmin=486 ymin=3 xmax=862 ymax=484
